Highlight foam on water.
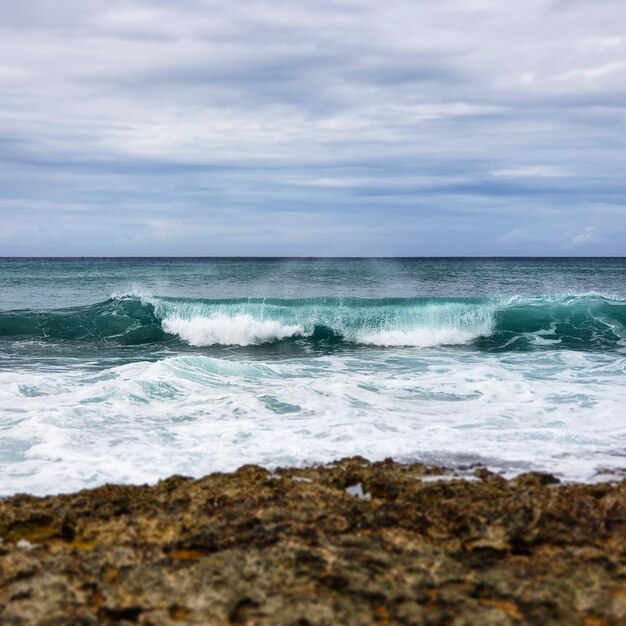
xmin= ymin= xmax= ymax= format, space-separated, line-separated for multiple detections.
xmin=162 ymin=314 xmax=304 ymax=346
xmin=356 ymin=327 xmax=484 ymax=347
xmin=1 ymin=348 xmax=625 ymax=495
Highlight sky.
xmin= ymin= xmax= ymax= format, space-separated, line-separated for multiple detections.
xmin=0 ymin=0 xmax=625 ymax=256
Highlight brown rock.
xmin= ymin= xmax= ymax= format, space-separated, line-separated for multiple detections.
xmin=1 ymin=458 xmax=626 ymax=625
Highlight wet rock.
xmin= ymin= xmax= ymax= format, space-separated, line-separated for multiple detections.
xmin=1 ymin=458 xmax=626 ymax=625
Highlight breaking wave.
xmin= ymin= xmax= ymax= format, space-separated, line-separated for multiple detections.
xmin=0 ymin=294 xmax=624 ymax=351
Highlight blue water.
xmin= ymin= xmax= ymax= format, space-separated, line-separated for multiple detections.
xmin=1 ymin=258 xmax=625 ymax=494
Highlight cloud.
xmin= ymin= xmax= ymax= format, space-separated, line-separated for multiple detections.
xmin=0 ymin=0 xmax=624 ymax=254
xmin=556 ymin=60 xmax=626 ymax=81
xmin=571 ymin=226 xmax=599 ymax=246
xmin=491 ymin=166 xmax=571 ymax=179
xmin=497 ymin=229 xmax=531 ymax=245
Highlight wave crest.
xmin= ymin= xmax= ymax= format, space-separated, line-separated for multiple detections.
xmin=162 ymin=314 xmax=303 ymax=347
xmin=0 ymin=294 xmax=624 ymax=351
xmin=357 ymin=327 xmax=488 ymax=347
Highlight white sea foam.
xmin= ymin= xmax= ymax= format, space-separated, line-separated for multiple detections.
xmin=357 ymin=327 xmax=486 ymax=347
xmin=162 ymin=314 xmax=303 ymax=346
xmin=1 ymin=349 xmax=626 ymax=496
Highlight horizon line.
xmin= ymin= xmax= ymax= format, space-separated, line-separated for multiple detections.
xmin=0 ymin=255 xmax=624 ymax=261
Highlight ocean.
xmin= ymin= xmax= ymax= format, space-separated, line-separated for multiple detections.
xmin=1 ymin=257 xmax=625 ymax=495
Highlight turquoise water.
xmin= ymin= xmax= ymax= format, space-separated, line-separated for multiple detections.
xmin=1 ymin=258 xmax=625 ymax=494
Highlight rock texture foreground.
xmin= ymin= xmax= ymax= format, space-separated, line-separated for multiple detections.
xmin=1 ymin=458 xmax=626 ymax=625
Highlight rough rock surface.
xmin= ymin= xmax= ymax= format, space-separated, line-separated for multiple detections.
xmin=1 ymin=457 xmax=626 ymax=625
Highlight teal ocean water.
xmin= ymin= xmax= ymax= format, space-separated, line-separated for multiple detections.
xmin=1 ymin=258 xmax=625 ymax=495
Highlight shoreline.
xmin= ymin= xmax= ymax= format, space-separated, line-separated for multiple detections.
xmin=2 ymin=457 xmax=626 ymax=624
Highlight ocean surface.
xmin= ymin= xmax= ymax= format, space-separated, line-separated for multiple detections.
xmin=1 ymin=257 xmax=625 ymax=495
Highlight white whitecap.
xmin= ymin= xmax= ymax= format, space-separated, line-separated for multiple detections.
xmin=162 ymin=314 xmax=304 ymax=346
xmin=357 ymin=326 xmax=488 ymax=347
xmin=2 ymin=348 xmax=626 ymax=496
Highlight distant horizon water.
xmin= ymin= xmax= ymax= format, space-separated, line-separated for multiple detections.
xmin=1 ymin=257 xmax=625 ymax=495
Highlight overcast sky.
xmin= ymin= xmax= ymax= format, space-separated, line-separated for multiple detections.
xmin=0 ymin=0 xmax=625 ymax=255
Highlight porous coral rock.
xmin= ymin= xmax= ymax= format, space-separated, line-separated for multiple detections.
xmin=1 ymin=458 xmax=625 ymax=625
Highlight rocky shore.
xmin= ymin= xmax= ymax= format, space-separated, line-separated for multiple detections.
xmin=1 ymin=457 xmax=626 ymax=625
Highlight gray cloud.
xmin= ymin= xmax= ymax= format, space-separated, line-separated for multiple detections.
xmin=0 ymin=0 xmax=624 ymax=254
